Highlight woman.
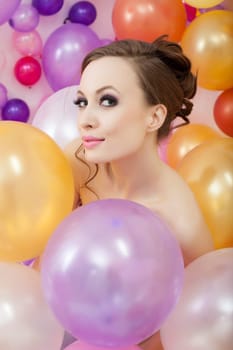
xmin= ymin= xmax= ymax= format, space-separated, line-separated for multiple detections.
xmin=65 ymin=36 xmax=214 ymax=349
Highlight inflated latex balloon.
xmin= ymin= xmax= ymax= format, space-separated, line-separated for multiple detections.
xmin=9 ymin=3 xmax=40 ymax=32
xmin=32 ymin=0 xmax=64 ymax=15
xmin=68 ymin=1 xmax=97 ymax=25
xmin=166 ymin=123 xmax=221 ymax=169
xmin=0 ymin=121 xmax=75 ymax=261
xmin=177 ymin=138 xmax=233 ymax=249
xmin=65 ymin=342 xmax=141 ymax=350
xmin=0 ymin=262 xmax=64 ymax=349
xmin=0 ymin=83 xmax=8 ymax=108
xmin=14 ymin=56 xmax=42 ymax=86
xmin=32 ymin=85 xmax=79 ymax=149
xmin=1 ymin=98 xmax=30 ymax=122
xmin=12 ymin=30 xmax=43 ymax=56
xmin=214 ymin=88 xmax=233 ymax=137
xmin=161 ymin=248 xmax=233 ymax=350
xmin=184 ymin=0 xmax=223 ymax=8
xmin=41 ymin=199 xmax=184 ymax=347
xmin=42 ymin=23 xmax=101 ymax=91
xmin=0 ymin=0 xmax=21 ymax=25
xmin=112 ymin=0 xmax=187 ymax=42
xmin=181 ymin=10 xmax=233 ymax=90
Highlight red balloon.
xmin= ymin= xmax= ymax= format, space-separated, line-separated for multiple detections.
xmin=214 ymin=88 xmax=233 ymax=137
xmin=112 ymin=0 xmax=187 ymax=42
xmin=14 ymin=56 xmax=42 ymax=86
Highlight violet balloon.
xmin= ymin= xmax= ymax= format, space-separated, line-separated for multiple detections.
xmin=9 ymin=3 xmax=40 ymax=32
xmin=0 ymin=0 xmax=21 ymax=25
xmin=42 ymin=23 xmax=101 ymax=91
xmin=68 ymin=1 xmax=97 ymax=25
xmin=1 ymin=98 xmax=30 ymax=122
xmin=41 ymin=199 xmax=184 ymax=347
xmin=32 ymin=0 xmax=64 ymax=16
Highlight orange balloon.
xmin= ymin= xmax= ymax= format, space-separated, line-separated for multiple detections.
xmin=0 ymin=121 xmax=75 ymax=261
xmin=112 ymin=0 xmax=187 ymax=42
xmin=177 ymin=138 xmax=233 ymax=249
xmin=181 ymin=10 xmax=233 ymax=90
xmin=166 ymin=123 xmax=221 ymax=169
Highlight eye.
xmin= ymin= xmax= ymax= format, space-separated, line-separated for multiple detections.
xmin=73 ymin=97 xmax=87 ymax=108
xmin=100 ymin=94 xmax=118 ymax=107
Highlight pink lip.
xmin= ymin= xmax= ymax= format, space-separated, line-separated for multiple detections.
xmin=82 ymin=136 xmax=105 ymax=149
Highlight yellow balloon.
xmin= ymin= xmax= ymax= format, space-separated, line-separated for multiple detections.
xmin=181 ymin=10 xmax=233 ymax=90
xmin=0 ymin=121 xmax=75 ymax=261
xmin=177 ymin=138 xmax=233 ymax=249
xmin=185 ymin=0 xmax=223 ymax=8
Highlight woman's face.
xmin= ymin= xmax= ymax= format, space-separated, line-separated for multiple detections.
xmin=76 ymin=56 xmax=155 ymax=163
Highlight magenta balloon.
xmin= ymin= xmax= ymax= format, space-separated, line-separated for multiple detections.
xmin=42 ymin=23 xmax=101 ymax=91
xmin=160 ymin=248 xmax=233 ymax=350
xmin=41 ymin=199 xmax=184 ymax=347
xmin=9 ymin=4 xmax=40 ymax=32
xmin=0 ymin=0 xmax=21 ymax=25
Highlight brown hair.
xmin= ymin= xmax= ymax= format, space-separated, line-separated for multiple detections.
xmin=81 ymin=35 xmax=197 ymax=140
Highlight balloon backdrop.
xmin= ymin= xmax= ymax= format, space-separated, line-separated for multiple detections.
xmin=0 ymin=121 xmax=75 ymax=261
xmin=214 ymin=88 xmax=233 ymax=137
xmin=0 ymin=262 xmax=64 ymax=350
xmin=181 ymin=10 xmax=233 ymax=90
xmin=32 ymin=85 xmax=79 ymax=149
xmin=112 ymin=0 xmax=187 ymax=42
xmin=166 ymin=123 xmax=221 ymax=169
xmin=177 ymin=137 xmax=233 ymax=249
xmin=41 ymin=199 xmax=184 ymax=347
xmin=42 ymin=23 xmax=101 ymax=91
xmin=160 ymin=248 xmax=233 ymax=350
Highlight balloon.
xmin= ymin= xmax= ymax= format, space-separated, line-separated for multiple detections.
xmin=12 ymin=30 xmax=43 ymax=56
xmin=32 ymin=85 xmax=79 ymax=149
xmin=0 ymin=83 xmax=8 ymax=108
xmin=112 ymin=0 xmax=187 ymax=42
xmin=32 ymin=0 xmax=64 ymax=16
xmin=41 ymin=199 xmax=184 ymax=347
xmin=0 ymin=121 xmax=75 ymax=261
xmin=184 ymin=3 xmax=197 ymax=22
xmin=9 ymin=3 xmax=40 ymax=32
xmin=1 ymin=98 xmax=30 ymax=122
xmin=166 ymin=123 xmax=221 ymax=169
xmin=42 ymin=23 xmax=101 ymax=91
xmin=14 ymin=56 xmax=42 ymax=86
xmin=68 ymin=1 xmax=97 ymax=25
xmin=214 ymin=88 xmax=233 ymax=137
xmin=0 ymin=0 xmax=21 ymax=25
xmin=65 ymin=341 xmax=141 ymax=350
xmin=184 ymin=0 xmax=223 ymax=7
xmin=181 ymin=10 xmax=233 ymax=90
xmin=161 ymin=248 xmax=233 ymax=350
xmin=222 ymin=0 xmax=233 ymax=11
xmin=0 ymin=262 xmax=64 ymax=349
xmin=177 ymin=138 xmax=233 ymax=249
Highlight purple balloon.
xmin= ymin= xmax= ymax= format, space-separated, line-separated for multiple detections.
xmin=1 ymin=98 xmax=30 ymax=122
xmin=68 ymin=1 xmax=97 ymax=25
xmin=32 ymin=0 xmax=64 ymax=16
xmin=0 ymin=83 xmax=8 ymax=108
xmin=42 ymin=23 xmax=101 ymax=91
xmin=9 ymin=4 xmax=40 ymax=32
xmin=41 ymin=199 xmax=184 ymax=347
xmin=0 ymin=0 xmax=21 ymax=25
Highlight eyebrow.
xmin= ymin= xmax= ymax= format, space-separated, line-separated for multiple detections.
xmin=77 ymin=85 xmax=120 ymax=96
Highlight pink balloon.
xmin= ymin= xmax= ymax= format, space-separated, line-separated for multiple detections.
xmin=160 ymin=248 xmax=233 ymax=350
xmin=65 ymin=341 xmax=141 ymax=350
xmin=12 ymin=30 xmax=43 ymax=56
xmin=32 ymin=85 xmax=79 ymax=149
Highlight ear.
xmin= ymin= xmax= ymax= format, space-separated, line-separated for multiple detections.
xmin=146 ymin=104 xmax=167 ymax=133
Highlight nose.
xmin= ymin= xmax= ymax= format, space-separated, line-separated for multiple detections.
xmin=78 ymin=108 xmax=99 ymax=130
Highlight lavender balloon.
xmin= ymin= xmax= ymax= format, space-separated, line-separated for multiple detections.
xmin=0 ymin=83 xmax=8 ymax=108
xmin=68 ymin=1 xmax=97 ymax=25
xmin=1 ymin=98 xmax=30 ymax=122
xmin=9 ymin=4 xmax=40 ymax=32
xmin=42 ymin=23 xmax=101 ymax=91
xmin=41 ymin=199 xmax=184 ymax=347
xmin=0 ymin=0 xmax=21 ymax=25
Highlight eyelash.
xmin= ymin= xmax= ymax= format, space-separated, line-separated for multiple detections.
xmin=73 ymin=94 xmax=118 ymax=108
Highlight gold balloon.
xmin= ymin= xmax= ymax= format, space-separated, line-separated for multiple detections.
xmin=166 ymin=124 xmax=221 ymax=169
xmin=181 ymin=10 xmax=233 ymax=90
xmin=185 ymin=0 xmax=223 ymax=7
xmin=0 ymin=121 xmax=75 ymax=261
xmin=177 ymin=138 xmax=233 ymax=249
